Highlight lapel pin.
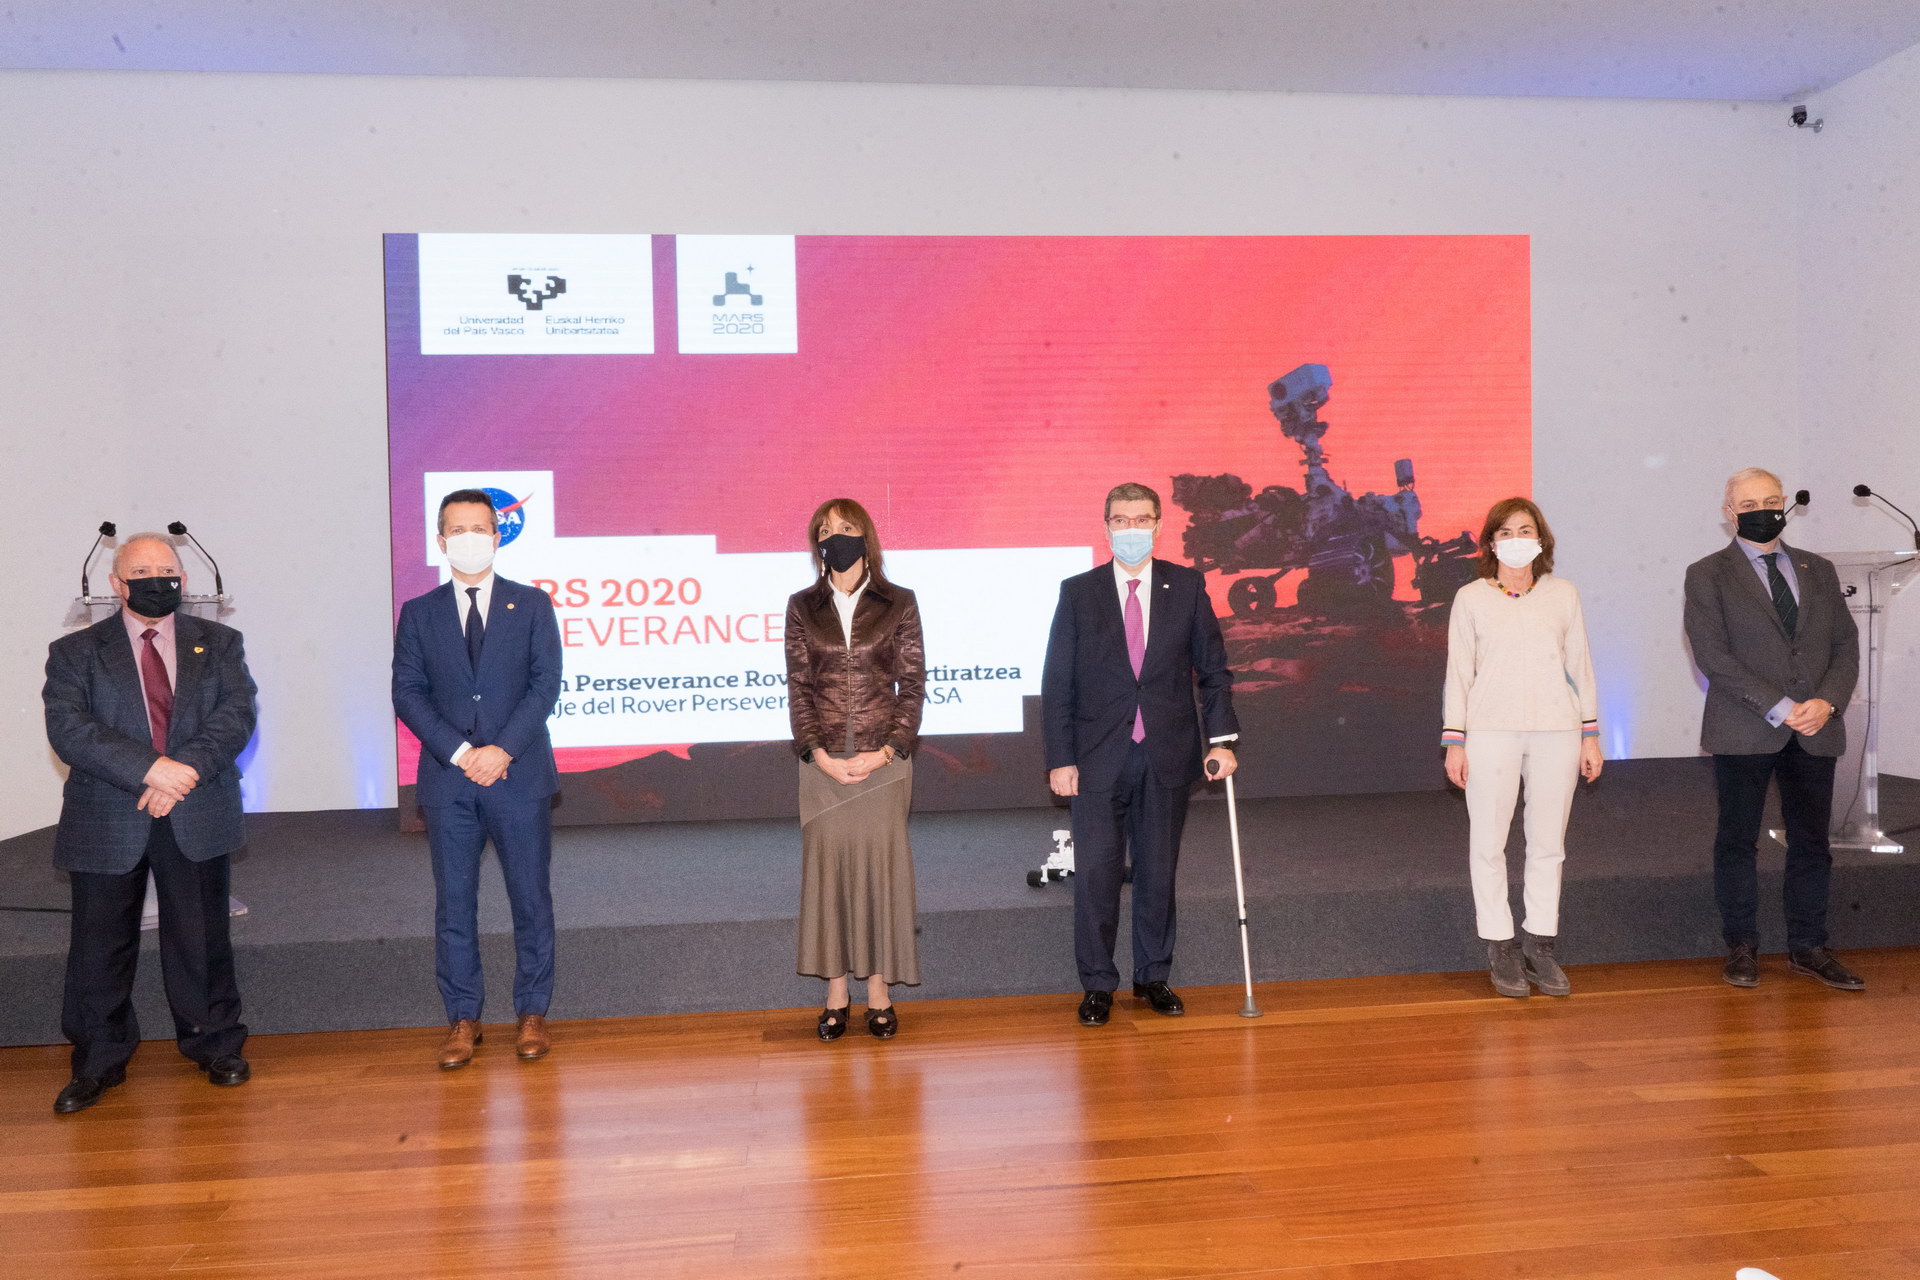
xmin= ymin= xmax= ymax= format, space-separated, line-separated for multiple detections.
xmin=193 ymin=646 xmax=205 ymax=654
xmin=507 ymin=602 xmax=515 ymax=609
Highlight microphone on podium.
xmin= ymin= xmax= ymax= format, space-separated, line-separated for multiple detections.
xmin=1852 ymin=484 xmax=1920 ymax=550
xmin=167 ymin=521 xmax=226 ymax=595
xmin=1787 ymin=488 xmax=1811 ymax=512
xmin=80 ymin=521 xmax=116 ymax=597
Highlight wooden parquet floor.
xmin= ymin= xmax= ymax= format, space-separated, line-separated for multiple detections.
xmin=3 ymin=950 xmax=1918 ymax=1279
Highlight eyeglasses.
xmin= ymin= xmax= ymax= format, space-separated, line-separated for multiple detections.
xmin=1105 ymin=515 xmax=1160 ymax=530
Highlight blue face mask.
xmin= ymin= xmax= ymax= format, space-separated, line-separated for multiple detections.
xmin=1109 ymin=528 xmax=1154 ymax=566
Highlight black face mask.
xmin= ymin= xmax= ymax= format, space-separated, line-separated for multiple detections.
xmin=124 ymin=576 xmax=183 ymax=619
xmin=819 ymin=534 xmax=867 ymax=574
xmin=1734 ymin=508 xmax=1788 ymax=545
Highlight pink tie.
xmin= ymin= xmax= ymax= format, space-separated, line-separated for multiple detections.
xmin=1125 ymin=579 xmax=1145 ymax=742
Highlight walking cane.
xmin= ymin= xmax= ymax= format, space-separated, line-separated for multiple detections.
xmin=1209 ymin=758 xmax=1262 ymax=1018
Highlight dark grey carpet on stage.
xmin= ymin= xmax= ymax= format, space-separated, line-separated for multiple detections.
xmin=3 ymin=759 xmax=1917 ymax=1045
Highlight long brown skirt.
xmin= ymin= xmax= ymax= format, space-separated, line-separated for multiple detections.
xmin=796 ymin=755 xmax=920 ymax=986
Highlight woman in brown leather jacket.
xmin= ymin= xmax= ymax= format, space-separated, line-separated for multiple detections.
xmin=784 ymin=498 xmax=927 ymax=1041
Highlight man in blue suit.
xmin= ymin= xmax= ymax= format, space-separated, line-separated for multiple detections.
xmin=43 ymin=533 xmax=258 ymax=1113
xmin=393 ymin=489 xmax=564 ymax=1068
xmin=1043 ymin=482 xmax=1240 ymax=1026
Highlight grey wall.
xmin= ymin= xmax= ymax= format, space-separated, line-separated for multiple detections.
xmin=1797 ymin=41 xmax=1920 ymax=790
xmin=0 ymin=67 xmax=1862 ymax=839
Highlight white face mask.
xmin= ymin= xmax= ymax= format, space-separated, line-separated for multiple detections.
xmin=443 ymin=530 xmax=497 ymax=576
xmin=1494 ymin=537 xmax=1542 ymax=570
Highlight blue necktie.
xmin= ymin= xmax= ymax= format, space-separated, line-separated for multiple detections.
xmin=1760 ymin=553 xmax=1798 ymax=636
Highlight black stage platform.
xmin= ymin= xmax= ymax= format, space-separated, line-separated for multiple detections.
xmin=3 ymin=759 xmax=1917 ymax=1046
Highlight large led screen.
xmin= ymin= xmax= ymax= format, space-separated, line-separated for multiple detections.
xmin=384 ymin=234 xmax=1530 ymax=825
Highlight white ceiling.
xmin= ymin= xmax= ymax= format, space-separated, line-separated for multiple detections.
xmin=3 ymin=0 xmax=1918 ymax=102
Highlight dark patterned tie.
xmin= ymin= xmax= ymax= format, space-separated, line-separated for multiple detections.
xmin=464 ymin=587 xmax=485 ymax=668
xmin=1761 ymin=553 xmax=1798 ymax=636
xmin=140 ymin=628 xmax=173 ymax=753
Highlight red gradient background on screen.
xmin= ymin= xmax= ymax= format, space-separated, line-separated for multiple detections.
xmin=387 ymin=234 xmax=1529 ymax=776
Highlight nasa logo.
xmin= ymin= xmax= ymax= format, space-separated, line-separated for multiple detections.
xmin=484 ymin=487 xmax=533 ymax=548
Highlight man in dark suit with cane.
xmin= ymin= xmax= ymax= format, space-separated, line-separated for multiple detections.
xmin=1684 ymin=467 xmax=1862 ymax=990
xmin=43 ymin=533 xmax=258 ymax=1113
xmin=393 ymin=489 xmax=564 ymax=1068
xmin=1043 ymin=482 xmax=1240 ymax=1026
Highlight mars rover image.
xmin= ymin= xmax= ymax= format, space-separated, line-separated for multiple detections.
xmin=1174 ymin=363 xmax=1479 ymax=619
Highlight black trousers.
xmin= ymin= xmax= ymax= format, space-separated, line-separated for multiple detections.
xmin=1712 ymin=737 xmax=1836 ymax=953
xmin=1071 ymin=740 xmax=1191 ymax=991
xmin=61 ymin=817 xmax=247 ymax=1079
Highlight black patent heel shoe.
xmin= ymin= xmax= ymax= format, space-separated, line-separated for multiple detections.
xmin=865 ymin=1006 xmax=898 ymax=1040
xmin=817 ymin=1006 xmax=850 ymax=1042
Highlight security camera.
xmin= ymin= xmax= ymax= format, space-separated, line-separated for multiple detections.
xmin=1790 ymin=104 xmax=1823 ymax=133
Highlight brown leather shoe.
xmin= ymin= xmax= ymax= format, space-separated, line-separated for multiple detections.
xmin=515 ymin=1014 xmax=551 ymax=1061
xmin=438 ymin=1019 xmax=482 ymax=1070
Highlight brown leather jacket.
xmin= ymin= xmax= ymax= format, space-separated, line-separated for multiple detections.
xmin=784 ymin=578 xmax=925 ymax=758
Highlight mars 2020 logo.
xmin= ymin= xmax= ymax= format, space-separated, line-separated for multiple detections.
xmin=485 ymin=488 xmax=532 ymax=548
xmin=711 ymin=267 xmax=765 ymax=335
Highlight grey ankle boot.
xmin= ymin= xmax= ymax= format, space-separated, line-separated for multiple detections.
xmin=1487 ymin=939 xmax=1529 ymax=998
xmin=1520 ymin=930 xmax=1571 ymax=997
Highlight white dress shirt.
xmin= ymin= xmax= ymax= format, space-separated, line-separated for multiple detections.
xmin=453 ymin=571 xmax=496 ymax=630
xmin=1110 ymin=556 xmax=1236 ymax=746
xmin=1112 ymin=557 xmax=1153 ymax=647
xmin=450 ymin=572 xmax=495 ymax=766
xmin=831 ymin=576 xmax=868 ymax=646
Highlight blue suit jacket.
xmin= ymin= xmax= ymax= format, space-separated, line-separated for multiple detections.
xmin=43 ymin=612 xmax=258 ymax=874
xmin=392 ymin=576 xmax=563 ymax=806
xmin=1041 ymin=559 xmax=1239 ymax=792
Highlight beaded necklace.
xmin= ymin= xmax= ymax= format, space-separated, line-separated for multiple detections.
xmin=1494 ymin=575 xmax=1534 ymax=599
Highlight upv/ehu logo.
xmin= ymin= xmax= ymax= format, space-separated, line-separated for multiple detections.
xmin=508 ymin=273 xmax=567 ymax=311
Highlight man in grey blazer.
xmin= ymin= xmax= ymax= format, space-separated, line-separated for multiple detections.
xmin=1683 ymin=468 xmax=1862 ymax=991
xmin=42 ymin=533 xmax=259 ymax=1113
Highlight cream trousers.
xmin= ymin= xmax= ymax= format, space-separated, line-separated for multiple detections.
xmin=1464 ymin=729 xmax=1581 ymax=940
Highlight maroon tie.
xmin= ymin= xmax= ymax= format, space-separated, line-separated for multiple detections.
xmin=140 ymin=628 xmax=174 ymax=753
xmin=1125 ymin=579 xmax=1146 ymax=742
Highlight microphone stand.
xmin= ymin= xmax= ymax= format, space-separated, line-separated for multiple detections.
xmin=1854 ymin=485 xmax=1920 ymax=551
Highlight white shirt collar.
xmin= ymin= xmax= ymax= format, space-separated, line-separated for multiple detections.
xmin=830 ymin=575 xmax=867 ymax=646
xmin=453 ymin=572 xmax=495 ymax=621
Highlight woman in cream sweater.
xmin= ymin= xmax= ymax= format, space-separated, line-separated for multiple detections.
xmin=1442 ymin=497 xmax=1603 ymax=998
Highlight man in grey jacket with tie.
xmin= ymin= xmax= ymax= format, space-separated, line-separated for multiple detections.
xmin=42 ymin=533 xmax=259 ymax=1113
xmin=1683 ymin=468 xmax=1862 ymax=991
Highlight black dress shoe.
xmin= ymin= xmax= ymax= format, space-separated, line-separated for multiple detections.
xmin=1132 ymin=981 xmax=1185 ymax=1016
xmin=865 ymin=1006 xmax=899 ymax=1040
xmin=1077 ymin=990 xmax=1113 ymax=1026
xmin=1723 ymin=942 xmax=1759 ymax=988
xmin=817 ymin=1006 xmax=850 ymax=1042
xmin=1788 ymin=947 xmax=1865 ymax=991
xmin=204 ymin=1055 xmax=251 ymax=1087
xmin=53 ymin=1072 xmax=124 ymax=1115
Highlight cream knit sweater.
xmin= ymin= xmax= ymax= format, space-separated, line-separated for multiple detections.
xmin=1441 ymin=575 xmax=1599 ymax=745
